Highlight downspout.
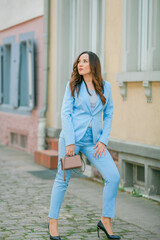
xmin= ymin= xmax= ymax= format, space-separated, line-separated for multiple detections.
xmin=37 ymin=0 xmax=50 ymax=150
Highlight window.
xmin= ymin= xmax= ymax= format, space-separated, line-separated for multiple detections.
xmin=54 ymin=0 xmax=106 ymax=128
xmin=19 ymin=41 xmax=28 ymax=107
xmin=137 ymin=165 xmax=145 ymax=182
xmin=0 ymin=46 xmax=4 ymax=104
xmin=19 ymin=39 xmax=35 ymax=110
xmin=3 ymin=44 xmax=11 ymax=104
xmin=134 ymin=164 xmax=145 ymax=186
xmin=69 ymin=0 xmax=106 ymax=75
xmin=0 ymin=32 xmax=35 ymax=114
xmin=10 ymin=132 xmax=28 ymax=149
xmin=90 ymin=0 xmax=105 ymax=73
xmin=0 ymin=36 xmax=16 ymax=106
xmin=138 ymin=0 xmax=160 ymax=71
xmin=124 ymin=162 xmax=145 ymax=187
xmin=117 ymin=0 xmax=160 ymax=102
xmin=150 ymin=168 xmax=160 ymax=195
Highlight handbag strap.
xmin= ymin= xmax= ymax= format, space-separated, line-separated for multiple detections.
xmin=63 ymin=156 xmax=66 ymax=181
xmin=63 ymin=154 xmax=77 ymax=181
xmin=73 ymin=155 xmax=86 ymax=176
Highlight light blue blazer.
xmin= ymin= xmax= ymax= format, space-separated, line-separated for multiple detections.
xmin=59 ymin=80 xmax=114 ymax=147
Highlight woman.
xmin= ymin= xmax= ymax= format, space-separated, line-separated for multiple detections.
xmin=48 ymin=51 xmax=120 ymax=240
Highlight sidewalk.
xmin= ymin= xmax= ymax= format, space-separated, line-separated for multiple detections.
xmin=0 ymin=145 xmax=159 ymax=240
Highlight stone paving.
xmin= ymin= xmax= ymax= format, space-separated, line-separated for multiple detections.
xmin=0 ymin=145 xmax=159 ymax=240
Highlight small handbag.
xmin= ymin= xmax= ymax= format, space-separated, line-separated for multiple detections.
xmin=60 ymin=154 xmax=85 ymax=181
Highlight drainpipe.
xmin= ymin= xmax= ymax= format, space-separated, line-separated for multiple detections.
xmin=37 ymin=0 xmax=50 ymax=150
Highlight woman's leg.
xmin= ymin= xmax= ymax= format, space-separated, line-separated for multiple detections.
xmin=81 ymin=145 xmax=120 ymax=234
xmin=81 ymin=147 xmax=120 ymax=217
xmin=48 ymin=137 xmax=80 ymax=235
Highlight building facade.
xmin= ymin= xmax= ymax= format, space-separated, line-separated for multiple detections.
xmin=46 ymin=0 xmax=160 ymax=199
xmin=0 ymin=0 xmax=159 ymax=200
xmin=0 ymin=0 xmax=44 ymax=152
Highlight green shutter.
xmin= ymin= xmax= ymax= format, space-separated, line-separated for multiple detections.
xmin=3 ymin=44 xmax=11 ymax=104
xmin=10 ymin=43 xmax=20 ymax=108
xmin=27 ymin=39 xmax=35 ymax=111
xmin=19 ymin=41 xmax=28 ymax=107
xmin=0 ymin=46 xmax=3 ymax=104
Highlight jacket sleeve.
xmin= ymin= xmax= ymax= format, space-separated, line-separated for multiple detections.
xmin=98 ymin=84 xmax=114 ymax=147
xmin=61 ymin=81 xmax=75 ymax=146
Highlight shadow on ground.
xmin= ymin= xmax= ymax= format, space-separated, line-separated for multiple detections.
xmin=28 ymin=169 xmax=88 ymax=180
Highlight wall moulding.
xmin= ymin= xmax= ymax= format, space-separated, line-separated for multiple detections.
xmin=116 ymin=71 xmax=160 ymax=103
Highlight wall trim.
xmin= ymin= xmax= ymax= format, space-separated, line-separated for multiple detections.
xmin=116 ymin=71 xmax=160 ymax=103
xmin=117 ymin=71 xmax=160 ymax=82
xmin=0 ymin=105 xmax=32 ymax=115
xmin=2 ymin=36 xmax=16 ymax=44
xmin=19 ymin=31 xmax=35 ymax=41
xmin=108 ymin=138 xmax=160 ymax=160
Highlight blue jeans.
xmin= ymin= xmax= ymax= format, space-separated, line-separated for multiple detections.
xmin=48 ymin=128 xmax=120 ymax=219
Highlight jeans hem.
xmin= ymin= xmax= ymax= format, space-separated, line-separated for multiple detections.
xmin=102 ymin=213 xmax=115 ymax=218
xmin=48 ymin=214 xmax=58 ymax=219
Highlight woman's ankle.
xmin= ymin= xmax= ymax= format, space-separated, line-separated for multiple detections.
xmin=101 ymin=216 xmax=111 ymax=223
xmin=49 ymin=218 xmax=59 ymax=236
xmin=50 ymin=218 xmax=58 ymax=223
xmin=101 ymin=216 xmax=114 ymax=235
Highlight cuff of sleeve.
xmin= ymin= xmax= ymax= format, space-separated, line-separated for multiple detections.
xmin=65 ymin=138 xmax=75 ymax=146
xmin=98 ymin=136 xmax=108 ymax=147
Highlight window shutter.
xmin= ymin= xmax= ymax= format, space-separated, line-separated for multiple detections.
xmin=27 ymin=39 xmax=35 ymax=111
xmin=0 ymin=46 xmax=3 ymax=104
xmin=19 ymin=41 xmax=28 ymax=107
xmin=10 ymin=42 xmax=20 ymax=108
xmin=3 ymin=45 xmax=11 ymax=104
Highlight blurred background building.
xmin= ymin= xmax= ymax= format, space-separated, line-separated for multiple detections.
xmin=0 ymin=0 xmax=44 ymax=152
xmin=0 ymin=0 xmax=160 ymax=200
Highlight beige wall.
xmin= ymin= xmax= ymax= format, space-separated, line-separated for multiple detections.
xmin=46 ymin=0 xmax=55 ymax=128
xmin=47 ymin=0 xmax=160 ymax=146
xmin=106 ymin=0 xmax=160 ymax=146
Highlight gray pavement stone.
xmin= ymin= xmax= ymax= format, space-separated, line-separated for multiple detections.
xmin=0 ymin=145 xmax=160 ymax=240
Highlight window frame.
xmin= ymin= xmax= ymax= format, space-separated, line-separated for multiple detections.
xmin=116 ymin=0 xmax=160 ymax=103
xmin=0 ymin=32 xmax=35 ymax=115
xmin=0 ymin=45 xmax=4 ymax=104
xmin=54 ymin=0 xmax=106 ymax=129
xmin=19 ymin=32 xmax=35 ymax=111
xmin=69 ymin=0 xmax=106 ymax=77
xmin=0 ymin=36 xmax=16 ymax=108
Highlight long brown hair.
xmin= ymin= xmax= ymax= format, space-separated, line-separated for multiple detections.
xmin=70 ymin=51 xmax=106 ymax=105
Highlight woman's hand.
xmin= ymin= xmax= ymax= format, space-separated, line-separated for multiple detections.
xmin=66 ymin=144 xmax=75 ymax=156
xmin=94 ymin=141 xmax=106 ymax=158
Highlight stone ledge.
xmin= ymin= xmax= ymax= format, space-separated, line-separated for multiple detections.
xmin=34 ymin=150 xmax=58 ymax=169
xmin=108 ymin=138 xmax=160 ymax=160
xmin=46 ymin=137 xmax=59 ymax=151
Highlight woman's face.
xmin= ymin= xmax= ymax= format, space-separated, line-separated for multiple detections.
xmin=77 ymin=53 xmax=91 ymax=76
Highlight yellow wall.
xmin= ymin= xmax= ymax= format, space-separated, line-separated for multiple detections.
xmin=47 ymin=0 xmax=160 ymax=146
xmin=106 ymin=0 xmax=160 ymax=146
xmin=46 ymin=0 xmax=55 ymax=128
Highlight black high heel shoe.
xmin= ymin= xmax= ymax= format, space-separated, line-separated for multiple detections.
xmin=97 ymin=220 xmax=121 ymax=239
xmin=48 ymin=223 xmax=61 ymax=240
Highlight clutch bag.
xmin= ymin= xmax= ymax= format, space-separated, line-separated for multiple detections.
xmin=61 ymin=154 xmax=83 ymax=181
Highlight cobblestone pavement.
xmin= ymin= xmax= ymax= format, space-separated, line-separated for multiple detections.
xmin=0 ymin=145 xmax=159 ymax=240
